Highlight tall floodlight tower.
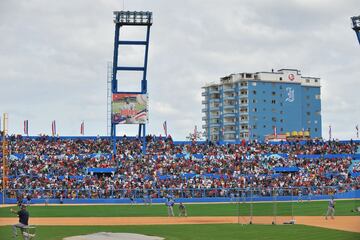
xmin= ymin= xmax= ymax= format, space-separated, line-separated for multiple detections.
xmin=2 ymin=113 xmax=9 ymax=204
xmin=351 ymin=15 xmax=360 ymax=45
xmin=111 ymin=11 xmax=152 ymax=157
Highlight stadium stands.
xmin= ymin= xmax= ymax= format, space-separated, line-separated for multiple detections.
xmin=1 ymin=135 xmax=359 ymax=203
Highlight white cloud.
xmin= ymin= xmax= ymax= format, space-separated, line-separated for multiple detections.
xmin=0 ymin=0 xmax=359 ymax=139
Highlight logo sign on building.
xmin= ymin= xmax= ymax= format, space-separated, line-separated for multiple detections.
xmin=288 ymin=74 xmax=295 ymax=81
xmin=112 ymin=93 xmax=148 ymax=124
xmin=285 ymin=87 xmax=295 ymax=102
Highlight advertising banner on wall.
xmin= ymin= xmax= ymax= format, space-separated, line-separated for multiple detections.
xmin=112 ymin=93 xmax=148 ymax=124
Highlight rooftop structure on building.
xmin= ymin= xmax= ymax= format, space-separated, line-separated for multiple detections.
xmin=202 ymin=69 xmax=322 ymax=142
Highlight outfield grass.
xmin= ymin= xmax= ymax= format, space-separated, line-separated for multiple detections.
xmin=1 ymin=224 xmax=359 ymax=240
xmin=1 ymin=200 xmax=359 ymax=217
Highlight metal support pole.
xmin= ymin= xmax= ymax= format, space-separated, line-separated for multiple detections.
xmin=142 ymin=124 xmax=146 ymax=154
xmin=250 ymin=188 xmax=253 ymax=224
xmin=291 ymin=188 xmax=294 ymax=222
xmin=272 ymin=188 xmax=277 ymax=225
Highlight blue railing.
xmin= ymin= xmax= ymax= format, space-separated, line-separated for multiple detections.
xmin=2 ymin=184 xmax=358 ymax=204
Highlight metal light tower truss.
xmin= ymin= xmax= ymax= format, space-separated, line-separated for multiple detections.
xmin=2 ymin=113 xmax=9 ymax=204
xmin=351 ymin=15 xmax=360 ymax=45
xmin=111 ymin=11 xmax=152 ymax=156
xmin=107 ymin=61 xmax=113 ymax=136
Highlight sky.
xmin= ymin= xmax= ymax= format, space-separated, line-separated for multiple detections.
xmin=0 ymin=0 xmax=359 ymax=140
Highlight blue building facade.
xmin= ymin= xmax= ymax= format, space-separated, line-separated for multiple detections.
xmin=202 ymin=69 xmax=322 ymax=142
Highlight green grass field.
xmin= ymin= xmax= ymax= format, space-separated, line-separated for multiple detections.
xmin=0 ymin=224 xmax=359 ymax=240
xmin=1 ymin=200 xmax=359 ymax=239
xmin=1 ymin=200 xmax=359 ymax=217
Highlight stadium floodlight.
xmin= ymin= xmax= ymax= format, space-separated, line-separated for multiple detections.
xmin=351 ymin=15 xmax=360 ymax=45
xmin=113 ymin=11 xmax=152 ymax=25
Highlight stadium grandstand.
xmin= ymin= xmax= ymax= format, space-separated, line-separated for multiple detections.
xmin=1 ymin=135 xmax=359 ymax=204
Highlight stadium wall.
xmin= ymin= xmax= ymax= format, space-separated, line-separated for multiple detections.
xmin=2 ymin=189 xmax=359 ymax=204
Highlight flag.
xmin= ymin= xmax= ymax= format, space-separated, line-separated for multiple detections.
xmin=329 ymin=125 xmax=332 ymax=140
xmin=273 ymin=126 xmax=277 ymax=138
xmin=52 ymin=120 xmax=56 ymax=136
xmin=356 ymin=124 xmax=359 ymax=138
xmin=163 ymin=121 xmax=167 ymax=137
xmin=80 ymin=121 xmax=84 ymax=135
xmin=24 ymin=120 xmax=28 ymax=135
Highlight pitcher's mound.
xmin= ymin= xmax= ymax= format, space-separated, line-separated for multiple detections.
xmin=63 ymin=232 xmax=164 ymax=240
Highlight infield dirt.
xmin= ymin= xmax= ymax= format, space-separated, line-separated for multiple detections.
xmin=0 ymin=216 xmax=359 ymax=233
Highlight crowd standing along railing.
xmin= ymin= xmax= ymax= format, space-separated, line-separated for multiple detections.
xmin=1 ymin=184 xmax=359 ymax=204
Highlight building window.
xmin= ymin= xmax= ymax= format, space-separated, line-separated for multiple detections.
xmin=252 ymin=82 xmax=256 ymax=86
xmin=253 ymin=108 xmax=257 ymax=112
xmin=272 ymin=117 xmax=277 ymax=122
xmin=307 ymin=120 xmax=311 ymax=124
xmin=262 ymin=90 xmax=266 ymax=94
xmin=263 ymin=125 xmax=266 ymax=128
xmin=306 ymin=112 xmax=311 ymax=116
xmin=315 ymin=111 xmax=321 ymax=115
xmin=272 ymin=91 xmax=276 ymax=96
xmin=306 ymin=96 xmax=310 ymax=100
xmin=307 ymin=103 xmax=310 ymax=107
xmin=315 ymin=94 xmax=320 ymax=100
xmin=271 ymin=100 xmax=276 ymax=104
xmin=253 ymin=125 xmax=257 ymax=129
xmin=280 ymin=128 xmax=283 ymax=131
xmin=280 ymin=119 xmax=283 ymax=123
xmin=253 ymin=99 xmax=256 ymax=103
xmin=263 ymin=108 xmax=266 ymax=111
xmin=280 ymin=77 xmax=283 ymax=81
xmin=279 ymin=86 xmax=283 ymax=89
xmin=315 ymin=128 xmax=318 ymax=132
xmin=263 ymin=99 xmax=267 ymax=103
xmin=280 ymin=111 xmax=283 ymax=114
xmin=315 ymin=79 xmax=318 ymax=83
xmin=246 ymin=73 xmax=252 ymax=78
xmin=306 ymin=79 xmax=310 ymax=83
xmin=253 ymin=90 xmax=257 ymax=95
xmin=314 ymin=120 xmax=318 ymax=124
xmin=280 ymin=103 xmax=283 ymax=106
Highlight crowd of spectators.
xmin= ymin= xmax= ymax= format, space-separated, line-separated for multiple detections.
xmin=0 ymin=135 xmax=359 ymax=200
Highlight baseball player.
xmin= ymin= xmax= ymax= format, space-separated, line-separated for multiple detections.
xmin=166 ymin=198 xmax=175 ymax=217
xmin=178 ymin=202 xmax=187 ymax=217
xmin=325 ymin=196 xmax=335 ymax=220
xmin=10 ymin=204 xmax=30 ymax=240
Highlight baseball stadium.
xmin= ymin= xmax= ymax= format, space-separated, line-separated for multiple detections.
xmin=1 ymin=1 xmax=360 ymax=240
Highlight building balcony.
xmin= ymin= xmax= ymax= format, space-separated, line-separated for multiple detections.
xmin=209 ymin=89 xmax=219 ymax=94
xmin=240 ymin=103 xmax=248 ymax=107
xmin=202 ymin=92 xmax=208 ymax=96
xmin=210 ymin=115 xmax=220 ymax=119
xmin=224 ymin=129 xmax=236 ymax=134
xmin=202 ymin=108 xmax=208 ymax=113
xmin=223 ymin=122 xmax=236 ymax=126
xmin=223 ymin=95 xmax=235 ymax=100
xmin=223 ymin=105 xmax=235 ymax=109
xmin=201 ymin=100 xmax=208 ymax=104
xmin=223 ymin=112 xmax=236 ymax=117
xmin=223 ymin=88 xmax=234 ymax=93
xmin=210 ymin=122 xmax=220 ymax=127
xmin=209 ymin=99 xmax=220 ymax=103
xmin=209 ymin=106 xmax=220 ymax=111
xmin=240 ymin=85 xmax=248 ymax=90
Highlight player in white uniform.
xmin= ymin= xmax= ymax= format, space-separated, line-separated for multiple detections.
xmin=325 ymin=196 xmax=335 ymax=220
